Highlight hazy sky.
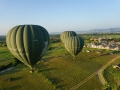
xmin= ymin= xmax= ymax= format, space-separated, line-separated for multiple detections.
xmin=0 ymin=0 xmax=120 ymax=35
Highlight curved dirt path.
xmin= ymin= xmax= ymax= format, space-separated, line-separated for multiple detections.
xmin=0 ymin=67 xmax=15 ymax=73
xmin=97 ymin=56 xmax=120 ymax=85
xmin=69 ymin=55 xmax=120 ymax=90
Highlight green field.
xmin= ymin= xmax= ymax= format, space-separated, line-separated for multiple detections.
xmin=0 ymin=42 xmax=119 ymax=90
xmin=0 ymin=46 xmax=14 ymax=66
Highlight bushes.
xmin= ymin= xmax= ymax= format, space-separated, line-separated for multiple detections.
xmin=0 ymin=58 xmax=22 ymax=71
xmin=0 ymin=63 xmax=12 ymax=71
xmin=0 ymin=64 xmax=5 ymax=71
xmin=12 ymin=58 xmax=21 ymax=66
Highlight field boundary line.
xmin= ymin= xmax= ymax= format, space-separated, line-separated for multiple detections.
xmin=69 ymin=71 xmax=97 ymax=90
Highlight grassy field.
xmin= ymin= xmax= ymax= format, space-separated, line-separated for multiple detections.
xmin=0 ymin=46 xmax=14 ymax=63
xmin=0 ymin=42 xmax=119 ymax=90
xmin=79 ymin=34 xmax=120 ymax=40
xmin=0 ymin=46 xmax=14 ymax=65
xmin=76 ymin=75 xmax=103 ymax=90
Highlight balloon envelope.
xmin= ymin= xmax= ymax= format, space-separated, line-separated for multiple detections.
xmin=6 ymin=25 xmax=49 ymax=69
xmin=64 ymin=36 xmax=84 ymax=57
xmin=60 ymin=31 xmax=77 ymax=43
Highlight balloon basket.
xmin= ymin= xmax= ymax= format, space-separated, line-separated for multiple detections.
xmin=30 ymin=69 xmax=34 ymax=73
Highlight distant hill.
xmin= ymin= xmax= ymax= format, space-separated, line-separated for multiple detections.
xmin=50 ymin=28 xmax=120 ymax=34
xmin=49 ymin=32 xmax=62 ymax=34
xmin=89 ymin=28 xmax=120 ymax=33
xmin=76 ymin=28 xmax=120 ymax=34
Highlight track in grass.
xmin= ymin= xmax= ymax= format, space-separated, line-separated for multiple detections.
xmin=69 ymin=71 xmax=97 ymax=90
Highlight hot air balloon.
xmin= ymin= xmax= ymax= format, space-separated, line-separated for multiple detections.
xmin=60 ymin=31 xmax=77 ymax=43
xmin=6 ymin=25 xmax=49 ymax=73
xmin=64 ymin=36 xmax=84 ymax=57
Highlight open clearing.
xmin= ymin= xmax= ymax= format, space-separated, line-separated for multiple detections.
xmin=0 ymin=42 xmax=119 ymax=90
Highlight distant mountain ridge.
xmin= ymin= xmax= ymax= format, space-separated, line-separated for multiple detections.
xmin=73 ymin=27 xmax=120 ymax=34
xmin=49 ymin=27 xmax=120 ymax=34
xmin=40 ymin=27 xmax=120 ymax=34
xmin=89 ymin=28 xmax=120 ymax=32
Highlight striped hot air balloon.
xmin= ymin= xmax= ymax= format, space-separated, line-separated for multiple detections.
xmin=60 ymin=31 xmax=77 ymax=43
xmin=64 ymin=36 xmax=84 ymax=57
xmin=6 ymin=25 xmax=49 ymax=72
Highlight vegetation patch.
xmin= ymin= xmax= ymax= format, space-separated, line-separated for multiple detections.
xmin=0 ymin=58 xmax=22 ymax=71
xmin=1 ymin=33 xmax=120 ymax=90
xmin=103 ymin=59 xmax=120 ymax=89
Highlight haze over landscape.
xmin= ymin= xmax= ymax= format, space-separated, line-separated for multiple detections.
xmin=0 ymin=0 xmax=120 ymax=35
xmin=1 ymin=0 xmax=120 ymax=90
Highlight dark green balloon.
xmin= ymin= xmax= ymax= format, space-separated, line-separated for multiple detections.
xmin=60 ymin=31 xmax=77 ymax=43
xmin=6 ymin=25 xmax=49 ymax=69
xmin=64 ymin=36 xmax=84 ymax=57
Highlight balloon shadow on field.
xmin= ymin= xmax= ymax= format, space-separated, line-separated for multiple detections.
xmin=36 ymin=63 xmax=67 ymax=89
xmin=35 ymin=65 xmax=66 ymax=89
xmin=46 ymin=77 xmax=67 ymax=89
xmin=39 ymin=68 xmax=56 ymax=72
xmin=57 ymin=84 xmax=66 ymax=89
xmin=10 ymin=76 xmax=22 ymax=81
xmin=41 ymin=53 xmax=70 ymax=62
xmin=36 ymin=63 xmax=57 ymax=73
xmin=40 ymin=56 xmax=56 ymax=62
xmin=87 ymin=53 xmax=110 ymax=60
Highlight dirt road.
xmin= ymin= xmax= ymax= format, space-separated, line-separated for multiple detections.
xmin=97 ymin=56 xmax=120 ymax=85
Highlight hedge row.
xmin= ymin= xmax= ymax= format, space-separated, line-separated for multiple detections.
xmin=0 ymin=58 xmax=22 ymax=71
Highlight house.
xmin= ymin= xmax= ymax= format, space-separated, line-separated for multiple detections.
xmin=87 ymin=38 xmax=120 ymax=51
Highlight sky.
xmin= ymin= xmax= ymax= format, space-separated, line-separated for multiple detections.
xmin=0 ymin=0 xmax=120 ymax=35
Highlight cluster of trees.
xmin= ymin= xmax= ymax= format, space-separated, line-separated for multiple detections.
xmin=50 ymin=38 xmax=61 ymax=43
xmin=0 ymin=58 xmax=22 ymax=71
xmin=0 ymin=36 xmax=6 ymax=46
xmin=50 ymin=34 xmax=61 ymax=43
xmin=0 ymin=42 xmax=6 ymax=46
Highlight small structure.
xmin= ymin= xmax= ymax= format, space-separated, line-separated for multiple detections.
xmin=113 ymin=63 xmax=120 ymax=69
xmin=86 ymin=50 xmax=90 ymax=52
xmin=30 ymin=68 xmax=34 ymax=73
xmin=109 ymin=52 xmax=113 ymax=55
xmin=4 ymin=78 xmax=11 ymax=82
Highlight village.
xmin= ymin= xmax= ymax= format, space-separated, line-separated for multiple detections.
xmin=87 ymin=37 xmax=120 ymax=51
xmin=86 ymin=37 xmax=120 ymax=70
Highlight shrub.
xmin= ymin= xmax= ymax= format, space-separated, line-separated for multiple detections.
xmin=0 ymin=58 xmax=22 ymax=71
xmin=12 ymin=58 xmax=18 ymax=66
xmin=0 ymin=64 xmax=5 ymax=71
xmin=12 ymin=58 xmax=22 ymax=66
